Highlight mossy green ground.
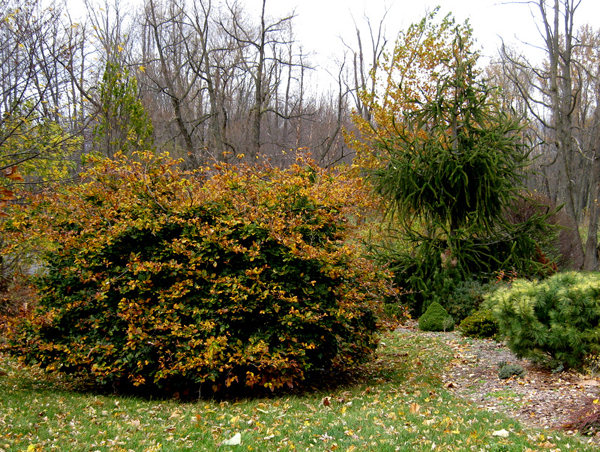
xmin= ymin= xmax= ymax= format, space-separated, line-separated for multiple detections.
xmin=0 ymin=329 xmax=595 ymax=451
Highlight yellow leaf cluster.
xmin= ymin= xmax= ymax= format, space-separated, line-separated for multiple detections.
xmin=349 ymin=10 xmax=479 ymax=172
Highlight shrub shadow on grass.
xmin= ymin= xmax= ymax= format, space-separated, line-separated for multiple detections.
xmin=0 ymin=327 xmax=440 ymax=404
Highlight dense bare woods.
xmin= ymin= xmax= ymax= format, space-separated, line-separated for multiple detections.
xmin=496 ymin=0 xmax=600 ymax=269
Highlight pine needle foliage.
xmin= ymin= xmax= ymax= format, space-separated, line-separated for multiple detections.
xmin=485 ymin=272 xmax=600 ymax=369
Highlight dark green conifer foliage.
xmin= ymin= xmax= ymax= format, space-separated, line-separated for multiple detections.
xmin=368 ymin=24 xmax=556 ymax=315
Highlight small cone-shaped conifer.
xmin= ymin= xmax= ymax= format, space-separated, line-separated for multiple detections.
xmin=419 ymin=302 xmax=455 ymax=332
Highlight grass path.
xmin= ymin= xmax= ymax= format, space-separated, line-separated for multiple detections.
xmin=0 ymin=329 xmax=595 ymax=451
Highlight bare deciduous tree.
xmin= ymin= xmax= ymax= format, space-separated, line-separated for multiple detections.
xmin=499 ymin=0 xmax=600 ymax=269
xmin=0 ymin=0 xmax=85 ymax=176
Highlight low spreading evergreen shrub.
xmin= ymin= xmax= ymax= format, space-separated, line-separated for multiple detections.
xmin=459 ymin=309 xmax=499 ymax=338
xmin=372 ymin=239 xmax=462 ymax=317
xmin=497 ymin=361 xmax=525 ymax=379
xmin=418 ymin=302 xmax=454 ymax=332
xmin=372 ymin=229 xmax=554 ymax=318
xmin=1 ymin=152 xmax=395 ymax=395
xmin=484 ymin=272 xmax=600 ymax=369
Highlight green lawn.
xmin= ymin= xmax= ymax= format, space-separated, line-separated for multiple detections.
xmin=0 ymin=329 xmax=594 ymax=451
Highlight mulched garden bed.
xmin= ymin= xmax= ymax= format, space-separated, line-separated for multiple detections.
xmin=397 ymin=322 xmax=600 ymax=446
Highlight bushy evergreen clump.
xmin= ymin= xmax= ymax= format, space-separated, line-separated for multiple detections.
xmin=459 ymin=310 xmax=499 ymax=339
xmin=497 ymin=361 xmax=525 ymax=379
xmin=378 ymin=228 xmax=555 ymax=318
xmin=370 ymin=242 xmax=503 ymax=319
xmin=484 ymin=272 xmax=600 ymax=369
xmin=1 ymin=152 xmax=394 ymax=395
xmin=394 ymin=253 xmax=460 ymax=317
xmin=419 ymin=302 xmax=454 ymax=332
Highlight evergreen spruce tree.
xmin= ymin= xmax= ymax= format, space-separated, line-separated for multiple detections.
xmin=367 ymin=23 xmax=555 ymax=315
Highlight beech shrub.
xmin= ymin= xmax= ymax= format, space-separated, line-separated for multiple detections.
xmin=484 ymin=272 xmax=600 ymax=369
xmin=3 ymin=152 xmax=394 ymax=394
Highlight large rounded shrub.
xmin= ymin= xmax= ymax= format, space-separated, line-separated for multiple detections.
xmin=484 ymin=272 xmax=600 ymax=369
xmin=3 ymin=152 xmax=393 ymax=394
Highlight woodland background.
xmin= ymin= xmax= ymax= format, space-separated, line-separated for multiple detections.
xmin=1 ymin=0 xmax=600 ymax=269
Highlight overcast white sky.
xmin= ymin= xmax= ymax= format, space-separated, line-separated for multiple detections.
xmin=243 ymin=0 xmax=600 ymax=81
xmin=67 ymin=0 xmax=600 ymax=88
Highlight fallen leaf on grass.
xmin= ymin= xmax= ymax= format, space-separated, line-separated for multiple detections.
xmin=409 ymin=402 xmax=421 ymax=414
xmin=302 ymin=403 xmax=316 ymax=412
xmin=222 ymin=432 xmax=241 ymax=445
xmin=492 ymin=429 xmax=510 ymax=438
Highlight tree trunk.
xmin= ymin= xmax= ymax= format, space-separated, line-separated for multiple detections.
xmin=147 ymin=0 xmax=198 ymax=167
xmin=540 ymin=0 xmax=585 ymax=268
xmin=583 ymin=97 xmax=600 ymax=270
xmin=250 ymin=0 xmax=267 ymax=158
xmin=583 ymin=151 xmax=600 ymax=270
